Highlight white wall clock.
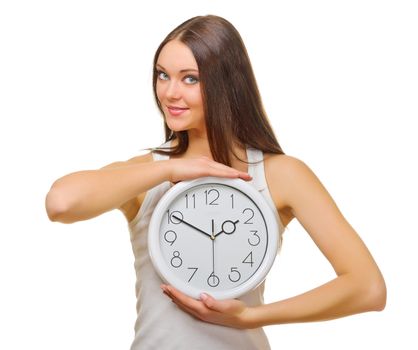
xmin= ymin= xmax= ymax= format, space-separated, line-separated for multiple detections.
xmin=148 ymin=176 xmax=280 ymax=300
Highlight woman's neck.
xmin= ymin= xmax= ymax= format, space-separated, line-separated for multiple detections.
xmin=170 ymin=134 xmax=248 ymax=170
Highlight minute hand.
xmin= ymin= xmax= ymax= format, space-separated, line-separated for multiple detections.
xmin=172 ymin=215 xmax=212 ymax=239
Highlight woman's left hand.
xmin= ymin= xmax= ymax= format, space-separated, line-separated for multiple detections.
xmin=161 ymin=284 xmax=255 ymax=329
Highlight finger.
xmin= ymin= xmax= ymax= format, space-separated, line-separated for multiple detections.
xmin=239 ymin=172 xmax=253 ymax=181
xmin=206 ymin=162 xmax=252 ymax=180
xmin=193 ymin=156 xmax=252 ymax=180
xmin=161 ymin=284 xmax=174 ymax=299
xmin=162 ymin=285 xmax=203 ymax=310
xmin=170 ymin=287 xmax=202 ymax=307
xmin=212 ymin=164 xmax=252 ymax=181
xmin=171 ymin=297 xmax=206 ymax=320
xmin=162 ymin=286 xmax=214 ymax=321
xmin=200 ymin=293 xmax=245 ymax=315
xmin=199 ymin=293 xmax=230 ymax=313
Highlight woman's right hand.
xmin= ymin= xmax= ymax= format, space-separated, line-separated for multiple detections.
xmin=167 ymin=156 xmax=252 ymax=184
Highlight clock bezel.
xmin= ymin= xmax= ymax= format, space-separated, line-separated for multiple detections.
xmin=148 ymin=176 xmax=279 ymax=300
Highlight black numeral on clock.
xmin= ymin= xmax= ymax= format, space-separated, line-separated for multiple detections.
xmin=170 ymin=251 xmax=183 ymax=268
xmin=204 ymin=189 xmax=220 ymax=205
xmin=167 ymin=210 xmax=183 ymax=224
xmin=207 ymin=272 xmax=220 ymax=287
xmin=185 ymin=193 xmax=196 ymax=209
xmin=248 ymin=230 xmax=260 ymax=246
xmin=242 ymin=208 xmax=254 ymax=224
xmin=187 ymin=267 xmax=198 ymax=282
xmin=164 ymin=230 xmax=177 ymax=246
xmin=242 ymin=251 xmax=254 ymax=267
xmin=228 ymin=267 xmax=241 ymax=282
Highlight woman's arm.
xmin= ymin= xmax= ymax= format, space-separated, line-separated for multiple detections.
xmin=251 ymin=155 xmax=386 ymax=326
xmin=161 ymin=155 xmax=386 ymax=328
xmin=46 ymin=153 xmax=162 ymax=223
xmin=45 ymin=154 xmax=251 ymax=224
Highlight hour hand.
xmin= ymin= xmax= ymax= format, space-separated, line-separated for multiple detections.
xmin=214 ymin=219 xmax=240 ymax=238
xmin=172 ymin=215 xmax=212 ymax=239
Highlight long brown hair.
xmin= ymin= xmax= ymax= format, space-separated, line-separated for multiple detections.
xmin=152 ymin=15 xmax=284 ymax=165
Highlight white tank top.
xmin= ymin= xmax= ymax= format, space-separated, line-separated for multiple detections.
xmin=128 ymin=144 xmax=284 ymax=350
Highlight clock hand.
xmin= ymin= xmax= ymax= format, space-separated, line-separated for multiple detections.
xmin=211 ymin=219 xmax=215 ymax=276
xmin=214 ymin=219 xmax=240 ymax=238
xmin=172 ymin=215 xmax=212 ymax=239
xmin=211 ymin=237 xmax=216 ymax=282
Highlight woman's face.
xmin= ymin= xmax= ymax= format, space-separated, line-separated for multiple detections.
xmin=156 ymin=40 xmax=205 ymax=136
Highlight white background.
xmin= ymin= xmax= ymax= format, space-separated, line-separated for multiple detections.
xmin=1 ymin=0 xmax=417 ymax=349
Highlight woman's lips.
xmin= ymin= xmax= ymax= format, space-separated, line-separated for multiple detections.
xmin=167 ymin=105 xmax=189 ymax=116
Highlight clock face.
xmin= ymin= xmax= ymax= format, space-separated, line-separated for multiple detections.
xmin=148 ymin=177 xmax=279 ymax=300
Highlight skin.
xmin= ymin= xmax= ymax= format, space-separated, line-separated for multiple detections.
xmin=45 ymin=39 xmax=386 ymax=330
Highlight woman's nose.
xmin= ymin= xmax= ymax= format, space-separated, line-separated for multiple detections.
xmin=166 ymin=80 xmax=181 ymax=100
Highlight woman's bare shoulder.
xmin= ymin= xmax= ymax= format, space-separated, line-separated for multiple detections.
xmin=264 ymin=153 xmax=315 ymax=178
xmin=264 ymin=153 xmax=318 ymax=226
xmin=264 ymin=151 xmax=306 ymax=164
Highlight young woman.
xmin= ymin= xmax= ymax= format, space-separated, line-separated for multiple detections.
xmin=45 ymin=15 xmax=386 ymax=350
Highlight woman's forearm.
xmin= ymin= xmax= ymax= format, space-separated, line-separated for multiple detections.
xmin=46 ymin=154 xmax=252 ymax=224
xmin=247 ymin=272 xmax=386 ymax=328
xmin=45 ymin=159 xmax=170 ymax=223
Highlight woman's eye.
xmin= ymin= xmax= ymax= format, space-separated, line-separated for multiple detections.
xmin=184 ymin=75 xmax=199 ymax=84
xmin=157 ymin=71 xmax=169 ymax=80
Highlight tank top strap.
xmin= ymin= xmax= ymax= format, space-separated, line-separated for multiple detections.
xmin=246 ymin=147 xmax=267 ymax=192
xmin=246 ymin=147 xmax=285 ymax=241
xmin=151 ymin=141 xmax=172 ymax=161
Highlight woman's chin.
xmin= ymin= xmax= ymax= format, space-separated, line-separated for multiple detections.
xmin=165 ymin=120 xmax=189 ymax=133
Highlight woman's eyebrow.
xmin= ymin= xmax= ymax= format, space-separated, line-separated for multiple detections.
xmin=156 ymin=63 xmax=199 ymax=73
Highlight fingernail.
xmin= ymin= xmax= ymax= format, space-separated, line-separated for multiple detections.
xmin=200 ymin=293 xmax=208 ymax=301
